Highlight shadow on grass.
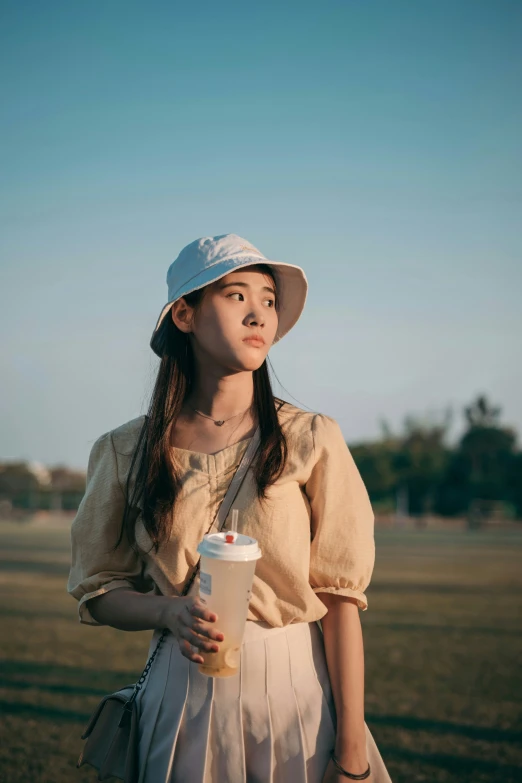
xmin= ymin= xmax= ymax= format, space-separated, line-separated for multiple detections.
xmin=369 ymin=582 xmax=519 ymax=595
xmin=362 ymin=621 xmax=522 ymax=637
xmin=378 ymin=744 xmax=522 ymax=778
xmin=0 ymin=677 xmax=130 ymax=698
xmin=368 ymin=713 xmax=522 ymax=743
xmin=0 ymin=699 xmax=92 ymax=723
xmin=2 ymin=660 xmax=521 ymax=745
xmin=0 ymin=559 xmax=69 ymax=575
xmin=1 ymin=659 xmax=139 ymax=692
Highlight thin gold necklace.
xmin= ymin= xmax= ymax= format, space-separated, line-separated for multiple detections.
xmin=188 ymin=404 xmax=251 ymax=427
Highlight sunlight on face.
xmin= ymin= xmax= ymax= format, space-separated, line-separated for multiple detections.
xmin=185 ymin=267 xmax=279 ymax=372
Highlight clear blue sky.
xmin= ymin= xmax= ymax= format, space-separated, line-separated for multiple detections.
xmin=1 ymin=0 xmax=521 ymax=468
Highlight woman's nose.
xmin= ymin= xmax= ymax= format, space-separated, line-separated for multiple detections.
xmin=246 ymin=308 xmax=265 ymax=327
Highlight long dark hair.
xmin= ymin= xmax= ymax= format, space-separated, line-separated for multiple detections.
xmin=116 ymin=264 xmax=288 ymax=552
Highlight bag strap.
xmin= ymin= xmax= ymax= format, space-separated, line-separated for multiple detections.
xmin=181 ymin=425 xmax=261 ymax=596
xmin=212 ymin=426 xmax=262 ymax=533
xmin=125 ymin=426 xmax=261 ymax=709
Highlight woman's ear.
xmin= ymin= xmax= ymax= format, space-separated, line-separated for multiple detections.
xmin=170 ymin=298 xmax=194 ymax=334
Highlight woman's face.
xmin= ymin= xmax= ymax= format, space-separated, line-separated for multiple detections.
xmin=171 ymin=266 xmax=279 ymax=372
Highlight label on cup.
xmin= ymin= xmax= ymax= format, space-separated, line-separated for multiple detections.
xmin=200 ymin=572 xmax=212 ymax=596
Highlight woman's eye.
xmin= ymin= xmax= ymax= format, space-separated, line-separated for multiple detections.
xmin=227 ymin=293 xmax=275 ymax=307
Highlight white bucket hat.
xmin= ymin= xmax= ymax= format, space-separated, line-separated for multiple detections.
xmin=150 ymin=233 xmax=308 ymax=356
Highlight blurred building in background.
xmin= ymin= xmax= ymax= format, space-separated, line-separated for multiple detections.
xmin=0 ymin=460 xmax=86 ymax=517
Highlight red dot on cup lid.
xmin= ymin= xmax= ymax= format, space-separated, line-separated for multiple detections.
xmin=225 ymin=534 xmax=234 ymax=543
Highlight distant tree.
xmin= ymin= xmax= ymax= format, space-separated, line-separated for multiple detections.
xmin=464 ymin=395 xmax=502 ymax=429
xmin=506 ymin=452 xmax=522 ymax=518
xmin=392 ymin=410 xmax=452 ymax=515
xmin=435 ymin=395 xmax=517 ymax=521
xmin=350 ymin=442 xmax=395 ymax=502
xmin=351 ymin=408 xmax=452 ymax=515
xmin=460 ymin=395 xmax=516 ymax=499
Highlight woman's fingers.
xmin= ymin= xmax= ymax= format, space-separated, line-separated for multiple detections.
xmin=179 ymin=624 xmax=220 ymax=654
xmin=174 ymin=599 xmax=227 ymax=662
xmin=180 ymin=638 xmax=204 ymax=663
xmin=181 ymin=603 xmax=224 ymax=641
xmin=191 ymin=617 xmax=225 ymax=642
xmin=189 ymin=600 xmax=218 ymax=623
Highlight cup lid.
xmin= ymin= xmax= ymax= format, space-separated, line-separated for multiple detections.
xmin=197 ymin=532 xmax=262 ymax=562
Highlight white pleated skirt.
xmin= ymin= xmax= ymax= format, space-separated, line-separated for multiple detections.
xmin=136 ymin=620 xmax=392 ymax=783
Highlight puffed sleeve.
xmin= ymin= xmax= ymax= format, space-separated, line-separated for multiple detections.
xmin=305 ymin=413 xmax=375 ymax=611
xmin=67 ymin=430 xmax=152 ymax=625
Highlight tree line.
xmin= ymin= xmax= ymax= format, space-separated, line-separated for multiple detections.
xmin=350 ymin=395 xmax=522 ymax=524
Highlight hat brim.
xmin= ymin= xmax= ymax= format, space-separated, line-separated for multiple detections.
xmin=150 ymin=255 xmax=308 ymax=357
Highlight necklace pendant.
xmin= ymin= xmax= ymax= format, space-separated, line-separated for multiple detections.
xmin=215 ymin=420 xmax=225 ymax=427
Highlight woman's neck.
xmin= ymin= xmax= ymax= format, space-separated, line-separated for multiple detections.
xmin=184 ymin=371 xmax=255 ymax=420
xmin=172 ymin=371 xmax=257 ymax=453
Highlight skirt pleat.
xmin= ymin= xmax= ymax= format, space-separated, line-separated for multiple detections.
xmin=264 ymin=631 xmax=308 ymax=780
xmin=136 ymin=621 xmax=392 ymax=783
xmin=205 ymin=668 xmax=246 ymax=781
xmin=240 ymin=634 xmax=274 ymax=781
xmin=174 ymin=662 xmax=214 ymax=780
xmin=284 ymin=624 xmax=335 ymax=781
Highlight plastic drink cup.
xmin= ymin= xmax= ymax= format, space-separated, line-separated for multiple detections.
xmin=196 ymin=530 xmax=262 ymax=677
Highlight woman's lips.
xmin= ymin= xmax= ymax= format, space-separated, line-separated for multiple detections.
xmin=243 ymin=337 xmax=265 ymax=347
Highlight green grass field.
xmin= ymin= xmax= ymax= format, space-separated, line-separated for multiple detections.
xmin=0 ymin=520 xmax=521 ymax=783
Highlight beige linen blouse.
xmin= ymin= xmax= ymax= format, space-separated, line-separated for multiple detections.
xmin=67 ymin=402 xmax=376 ymax=627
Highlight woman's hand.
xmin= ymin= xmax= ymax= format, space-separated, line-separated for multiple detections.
xmin=160 ymin=595 xmax=224 ymax=663
xmin=322 ymin=757 xmax=373 ymax=783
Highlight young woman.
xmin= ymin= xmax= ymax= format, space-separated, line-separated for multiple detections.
xmin=68 ymin=234 xmax=392 ymax=783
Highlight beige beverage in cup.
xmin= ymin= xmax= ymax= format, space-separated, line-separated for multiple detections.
xmin=196 ymin=527 xmax=261 ymax=678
